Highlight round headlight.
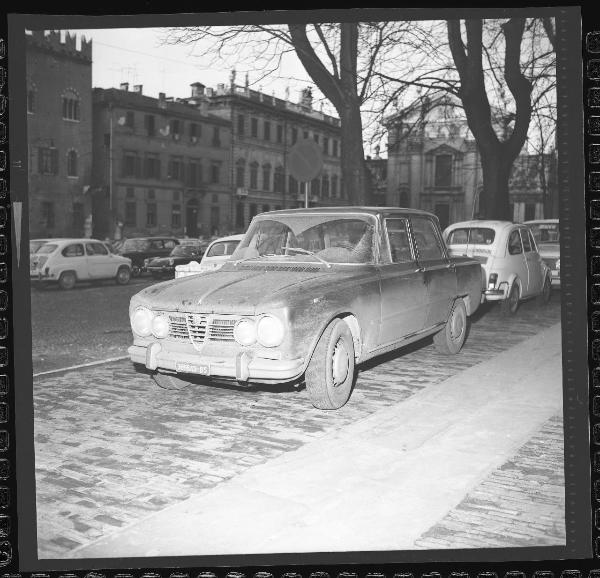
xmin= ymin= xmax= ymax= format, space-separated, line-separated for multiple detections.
xmin=256 ymin=315 xmax=285 ymax=347
xmin=131 ymin=307 xmax=154 ymax=336
xmin=152 ymin=315 xmax=170 ymax=339
xmin=234 ymin=318 xmax=256 ymax=346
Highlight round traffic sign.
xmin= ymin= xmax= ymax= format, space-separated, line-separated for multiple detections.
xmin=288 ymin=138 xmax=324 ymax=182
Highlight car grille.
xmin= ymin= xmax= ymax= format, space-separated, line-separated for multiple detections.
xmin=166 ymin=312 xmax=236 ymax=346
xmin=543 ymin=257 xmax=557 ymax=270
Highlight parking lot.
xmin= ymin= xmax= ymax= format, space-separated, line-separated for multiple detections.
xmin=30 ymin=280 xmax=565 ymax=558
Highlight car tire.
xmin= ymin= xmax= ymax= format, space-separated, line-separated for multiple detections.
xmin=501 ymin=282 xmax=520 ymax=316
xmin=152 ymin=371 xmax=192 ymax=391
xmin=58 ymin=271 xmax=76 ymax=290
xmin=305 ymin=318 xmax=355 ymax=410
xmin=434 ymin=298 xmax=467 ymax=355
xmin=537 ymin=275 xmax=551 ymax=306
xmin=116 ymin=266 xmax=131 ymax=285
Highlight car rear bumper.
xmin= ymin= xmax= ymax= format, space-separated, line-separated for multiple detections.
xmin=484 ymin=281 xmax=508 ymax=302
xmin=128 ymin=343 xmax=305 ymax=384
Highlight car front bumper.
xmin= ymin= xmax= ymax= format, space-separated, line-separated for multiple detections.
xmin=147 ymin=265 xmax=175 ymax=275
xmin=128 ymin=343 xmax=305 ymax=384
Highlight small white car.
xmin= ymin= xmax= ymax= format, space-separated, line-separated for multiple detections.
xmin=30 ymin=238 xmax=132 ymax=290
xmin=524 ymin=219 xmax=560 ymax=286
xmin=197 ymin=234 xmax=244 ymax=273
xmin=444 ymin=220 xmax=551 ymax=315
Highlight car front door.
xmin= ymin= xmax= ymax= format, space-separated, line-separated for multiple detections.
xmin=377 ymin=217 xmax=427 ymax=346
xmin=61 ymin=243 xmax=88 ymax=279
xmin=85 ymin=242 xmax=114 ymax=278
xmin=410 ymin=215 xmax=458 ymax=328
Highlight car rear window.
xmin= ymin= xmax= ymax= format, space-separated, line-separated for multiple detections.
xmin=36 ymin=243 xmax=58 ymax=255
xmin=446 ymin=228 xmax=495 ymax=245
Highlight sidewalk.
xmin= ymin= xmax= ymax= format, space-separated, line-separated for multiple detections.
xmin=72 ymin=322 xmax=564 ymax=559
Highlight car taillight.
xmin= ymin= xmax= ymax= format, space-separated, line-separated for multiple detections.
xmin=488 ymin=273 xmax=498 ymax=289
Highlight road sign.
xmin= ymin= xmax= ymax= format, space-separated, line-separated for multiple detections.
xmin=288 ymin=138 xmax=324 ymax=183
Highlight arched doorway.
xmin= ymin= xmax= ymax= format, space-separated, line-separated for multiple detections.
xmin=186 ymin=198 xmax=199 ymax=237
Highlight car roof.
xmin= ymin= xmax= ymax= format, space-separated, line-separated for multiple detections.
xmin=208 ymin=234 xmax=244 ymax=244
xmin=445 ymin=220 xmax=517 ymax=232
xmin=524 ymin=219 xmax=559 ymax=224
xmin=260 ymin=206 xmax=436 ymax=218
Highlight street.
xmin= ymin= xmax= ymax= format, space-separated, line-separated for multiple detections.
xmin=30 ymin=280 xmax=565 ymax=558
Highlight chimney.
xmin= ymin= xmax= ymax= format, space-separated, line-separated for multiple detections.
xmin=299 ymin=87 xmax=313 ymax=111
xmin=191 ymin=82 xmax=205 ymax=98
xmin=133 ymin=84 xmax=143 ymax=94
xmin=120 ymin=82 xmax=129 ymax=91
xmin=206 ymin=87 xmax=214 ymax=97
xmin=158 ymin=92 xmax=166 ymax=109
xmin=217 ymin=83 xmax=225 ymax=94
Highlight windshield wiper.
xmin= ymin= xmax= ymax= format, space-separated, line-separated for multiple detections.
xmin=282 ymin=246 xmax=332 ymax=268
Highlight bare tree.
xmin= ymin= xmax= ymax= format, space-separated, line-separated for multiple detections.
xmin=164 ymin=22 xmax=404 ymax=204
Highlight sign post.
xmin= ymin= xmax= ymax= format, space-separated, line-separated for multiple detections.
xmin=288 ymin=138 xmax=324 ymax=208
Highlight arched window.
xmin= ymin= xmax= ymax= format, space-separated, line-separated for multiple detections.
xmin=235 ymin=159 xmax=246 ymax=188
xmin=62 ymin=89 xmax=81 ymax=121
xmin=262 ymin=163 xmax=271 ymax=192
xmin=67 ymin=150 xmax=78 ymax=177
xmin=249 ymin=161 xmax=259 ymax=189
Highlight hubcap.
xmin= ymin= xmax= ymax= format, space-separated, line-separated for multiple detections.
xmin=331 ymin=340 xmax=349 ymax=386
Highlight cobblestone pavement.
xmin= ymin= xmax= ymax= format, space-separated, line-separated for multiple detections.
xmin=415 ymin=413 xmax=565 ymax=549
xmin=33 ymin=296 xmax=562 ymax=558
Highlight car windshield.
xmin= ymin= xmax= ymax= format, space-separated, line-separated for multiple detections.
xmin=171 ymin=245 xmax=201 ymax=257
xmin=231 ymin=215 xmax=376 ymax=264
xmin=528 ymin=223 xmax=559 ymax=244
xmin=122 ymin=239 xmax=151 ymax=252
xmin=446 ymin=227 xmax=496 ymax=246
xmin=36 ymin=243 xmax=58 ymax=255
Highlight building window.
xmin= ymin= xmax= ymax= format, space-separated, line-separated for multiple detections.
xmin=168 ymin=157 xmax=185 ymax=181
xmin=251 ymin=118 xmax=258 ymax=138
xmin=170 ymin=119 xmax=181 ymax=139
xmin=42 ymin=202 xmax=55 ymax=228
xmin=147 ymin=202 xmax=157 ymax=227
xmin=122 ymin=152 xmax=141 ymax=178
xmin=172 ymin=204 xmax=181 ymax=228
xmin=323 ymin=137 xmax=329 ymax=156
xmin=125 ymin=111 xmax=135 ymax=128
xmin=524 ymin=203 xmax=536 ymax=221
xmin=237 ymin=114 xmax=245 ymax=136
xmin=144 ymin=154 xmax=161 ymax=179
xmin=289 ymin=175 xmax=298 ymax=195
xmin=211 ymin=206 xmax=220 ymax=235
xmin=249 ymin=203 xmax=258 ymax=220
xmin=291 ymin=127 xmax=298 ymax=145
xmin=66 ymin=150 xmax=78 ymax=177
xmin=147 ymin=189 xmax=156 ymax=200
xmin=434 ymin=154 xmax=453 ymax=187
xmin=262 ymin=204 xmax=270 ymax=214
xmin=303 ymin=130 xmax=309 ymax=139
xmin=332 ymin=140 xmax=339 ymax=157
xmin=145 ymin=114 xmax=155 ymax=136
xmin=331 ymin=175 xmax=339 ymax=198
xmin=399 ymin=189 xmax=410 ymax=207
xmin=27 ymin=89 xmax=35 ymax=113
xmin=322 ymin=174 xmax=329 ymax=197
xmin=311 ymin=177 xmax=321 ymax=197
xmin=264 ymin=121 xmax=271 ymax=141
xmin=236 ymin=159 xmax=245 ymax=188
xmin=249 ymin=162 xmax=259 ymax=189
xmin=188 ymin=160 xmax=202 ymax=187
xmin=189 ymin=123 xmax=201 ymax=141
xmin=62 ymin=91 xmax=80 ymax=121
xmin=274 ymin=166 xmax=285 ymax=193
xmin=38 ymin=146 xmax=58 ymax=175
xmin=211 ymin=162 xmax=220 ymax=184
xmin=277 ymin=125 xmax=283 ymax=143
xmin=313 ymin=133 xmax=319 ymax=144
xmin=72 ymin=202 xmax=84 ymax=233
xmin=125 ymin=200 xmax=137 ymax=226
xmin=262 ymin=164 xmax=271 ymax=191
xmin=236 ymin=202 xmax=245 ymax=229
xmin=212 ymin=193 xmax=219 ymax=203
xmin=212 ymin=126 xmax=221 ymax=147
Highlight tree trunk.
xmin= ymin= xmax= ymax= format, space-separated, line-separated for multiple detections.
xmin=479 ymin=150 xmax=512 ymax=220
xmin=340 ymin=102 xmax=368 ymax=205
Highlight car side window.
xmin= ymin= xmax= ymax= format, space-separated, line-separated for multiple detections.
xmin=521 ymin=229 xmax=532 ymax=252
xmin=508 ymin=230 xmax=523 ymax=255
xmin=528 ymin=230 xmax=538 ymax=252
xmin=164 ymin=239 xmax=177 ymax=249
xmin=150 ymin=240 xmax=164 ymax=250
xmin=62 ymin=243 xmax=84 ymax=257
xmin=86 ymin=242 xmax=109 ymax=256
xmin=385 ymin=218 xmax=414 ymax=263
xmin=410 ymin=217 xmax=445 ymax=261
xmin=207 ymin=242 xmax=226 ymax=257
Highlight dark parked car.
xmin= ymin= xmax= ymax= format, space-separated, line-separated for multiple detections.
xmin=118 ymin=237 xmax=180 ymax=276
xmin=128 ymin=207 xmax=484 ymax=410
xmin=146 ymin=241 xmax=208 ymax=279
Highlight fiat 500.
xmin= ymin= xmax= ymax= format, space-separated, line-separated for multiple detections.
xmin=128 ymin=208 xmax=483 ymax=410
xmin=444 ymin=220 xmax=551 ymax=315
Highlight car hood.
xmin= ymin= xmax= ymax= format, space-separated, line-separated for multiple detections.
xmin=135 ymin=265 xmax=345 ymax=314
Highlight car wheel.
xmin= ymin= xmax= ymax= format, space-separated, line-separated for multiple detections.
xmin=58 ymin=271 xmax=76 ymax=290
xmin=116 ymin=266 xmax=131 ymax=285
xmin=434 ymin=298 xmax=467 ymax=355
xmin=501 ymin=282 xmax=520 ymax=316
xmin=305 ymin=318 xmax=355 ymax=410
xmin=152 ymin=371 xmax=192 ymax=391
xmin=537 ymin=275 xmax=551 ymax=306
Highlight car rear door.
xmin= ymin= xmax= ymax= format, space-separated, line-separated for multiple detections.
xmin=410 ymin=215 xmax=458 ymax=328
xmin=377 ymin=217 xmax=427 ymax=346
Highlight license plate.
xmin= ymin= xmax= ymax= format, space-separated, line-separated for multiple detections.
xmin=176 ymin=362 xmax=210 ymax=376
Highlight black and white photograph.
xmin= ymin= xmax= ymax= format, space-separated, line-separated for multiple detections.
xmin=6 ymin=6 xmax=590 ymax=572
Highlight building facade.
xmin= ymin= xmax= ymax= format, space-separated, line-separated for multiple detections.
xmin=204 ymin=75 xmax=346 ymax=232
xmin=384 ymin=103 xmax=558 ymax=230
xmin=26 ymin=30 xmax=93 ymax=239
xmin=92 ymin=85 xmax=232 ymax=239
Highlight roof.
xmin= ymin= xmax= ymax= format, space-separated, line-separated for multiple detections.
xmin=258 ymin=206 xmax=436 ymax=218
xmin=444 ymin=220 xmax=517 ymax=231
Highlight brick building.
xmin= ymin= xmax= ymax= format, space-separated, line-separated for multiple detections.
xmin=26 ymin=30 xmax=93 ymax=238
xmin=92 ymin=84 xmax=232 ymax=240
xmin=384 ymin=100 xmax=558 ymax=229
xmin=204 ymin=74 xmax=346 ymax=231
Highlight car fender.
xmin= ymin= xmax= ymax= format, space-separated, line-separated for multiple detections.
xmin=505 ymin=273 xmax=521 ymax=298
